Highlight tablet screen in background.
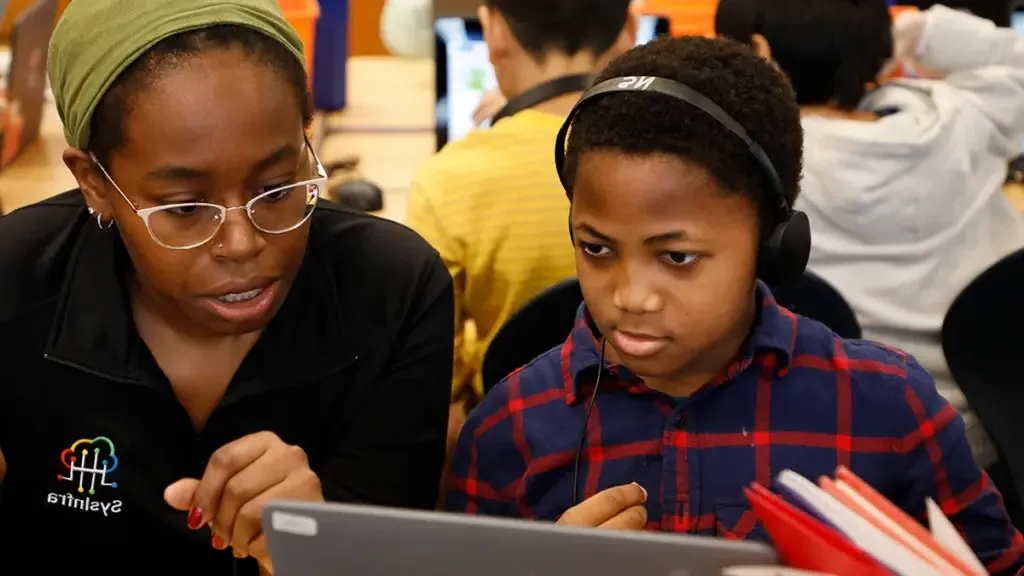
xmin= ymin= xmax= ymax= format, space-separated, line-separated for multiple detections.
xmin=434 ymin=15 xmax=671 ymax=150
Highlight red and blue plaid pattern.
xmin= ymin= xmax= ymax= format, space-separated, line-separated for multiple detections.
xmin=446 ymin=282 xmax=1024 ymax=575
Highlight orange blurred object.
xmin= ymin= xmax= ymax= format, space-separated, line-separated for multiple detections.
xmin=635 ymin=1 xmax=919 ymax=39
xmin=5 ymin=1 xmax=320 ymax=87
xmin=278 ymin=0 xmax=321 ymax=87
xmin=636 ymin=0 xmax=717 ymax=37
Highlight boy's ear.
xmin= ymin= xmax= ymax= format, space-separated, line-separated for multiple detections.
xmin=751 ymin=33 xmax=773 ymax=62
xmin=604 ymin=8 xmax=638 ymax=63
xmin=479 ymin=5 xmax=511 ymax=65
xmin=621 ymin=8 xmax=639 ymax=51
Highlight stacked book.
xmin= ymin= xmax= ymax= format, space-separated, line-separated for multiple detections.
xmin=739 ymin=466 xmax=988 ymax=576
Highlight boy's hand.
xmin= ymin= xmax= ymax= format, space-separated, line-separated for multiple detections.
xmin=557 ymin=483 xmax=649 ymax=530
xmin=472 ymin=90 xmax=508 ymax=126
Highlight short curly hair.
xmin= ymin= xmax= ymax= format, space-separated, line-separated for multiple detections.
xmin=563 ymin=35 xmax=803 ymax=235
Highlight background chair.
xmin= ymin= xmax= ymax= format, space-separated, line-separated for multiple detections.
xmin=942 ymin=247 xmax=1024 ymax=527
xmin=772 ymin=272 xmax=862 ymax=339
xmin=481 ymin=278 xmax=583 ymax=394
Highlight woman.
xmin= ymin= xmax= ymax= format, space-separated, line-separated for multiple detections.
xmin=0 ymin=0 xmax=453 ymax=573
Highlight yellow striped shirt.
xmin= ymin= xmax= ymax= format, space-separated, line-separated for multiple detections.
xmin=406 ymin=110 xmax=575 ymax=399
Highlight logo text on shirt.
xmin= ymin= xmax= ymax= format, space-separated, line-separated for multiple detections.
xmin=47 ymin=436 xmax=122 ymax=516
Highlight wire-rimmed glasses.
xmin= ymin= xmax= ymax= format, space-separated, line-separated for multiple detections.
xmin=89 ymin=138 xmax=326 ymax=250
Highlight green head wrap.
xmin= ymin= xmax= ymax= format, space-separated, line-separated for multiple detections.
xmin=47 ymin=0 xmax=307 ymax=150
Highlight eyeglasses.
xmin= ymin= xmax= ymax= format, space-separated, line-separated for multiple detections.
xmin=89 ymin=138 xmax=326 ymax=250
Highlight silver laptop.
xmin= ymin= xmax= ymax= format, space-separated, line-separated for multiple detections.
xmin=264 ymin=500 xmax=780 ymax=575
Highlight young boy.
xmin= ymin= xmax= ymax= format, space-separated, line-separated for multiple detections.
xmin=407 ymin=0 xmax=636 ymax=452
xmin=445 ymin=35 xmax=1024 ymax=573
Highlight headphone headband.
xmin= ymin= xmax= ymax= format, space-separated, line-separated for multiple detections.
xmin=554 ymin=74 xmax=810 ymax=286
xmin=553 ymin=75 xmax=790 ymax=219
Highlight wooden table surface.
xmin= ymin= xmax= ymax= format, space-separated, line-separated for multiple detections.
xmin=0 ymin=56 xmax=437 ymax=223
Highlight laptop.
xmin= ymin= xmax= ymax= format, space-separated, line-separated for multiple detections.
xmin=434 ymin=15 xmax=671 ymax=151
xmin=0 ymin=0 xmax=56 ymax=170
xmin=264 ymin=500 xmax=780 ymax=576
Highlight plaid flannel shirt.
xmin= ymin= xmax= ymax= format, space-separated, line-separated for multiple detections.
xmin=446 ymin=282 xmax=1024 ymax=575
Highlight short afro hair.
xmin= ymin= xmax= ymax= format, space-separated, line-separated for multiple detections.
xmin=563 ymin=35 xmax=803 ymax=235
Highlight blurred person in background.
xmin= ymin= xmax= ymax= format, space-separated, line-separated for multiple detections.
xmin=406 ymin=0 xmax=636 ymax=461
xmin=380 ymin=0 xmax=645 ymax=122
xmin=904 ymin=0 xmax=1013 ymax=26
xmin=380 ymin=0 xmax=434 ymax=58
xmin=716 ymin=0 xmax=1024 ymax=473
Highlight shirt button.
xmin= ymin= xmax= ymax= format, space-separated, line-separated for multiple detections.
xmin=674 ymin=413 xmax=686 ymax=429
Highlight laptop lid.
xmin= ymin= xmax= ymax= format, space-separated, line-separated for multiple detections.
xmin=434 ymin=15 xmax=671 ymax=151
xmin=264 ymin=500 xmax=779 ymax=576
xmin=1 ymin=0 xmax=57 ymax=169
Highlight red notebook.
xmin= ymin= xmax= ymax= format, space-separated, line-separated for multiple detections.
xmin=745 ymin=483 xmax=891 ymax=576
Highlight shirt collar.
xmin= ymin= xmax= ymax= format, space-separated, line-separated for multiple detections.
xmin=564 ymin=280 xmax=798 ymax=404
xmin=44 ymin=213 xmax=358 ymax=391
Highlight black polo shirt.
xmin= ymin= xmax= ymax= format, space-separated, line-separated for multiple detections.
xmin=0 ymin=191 xmax=454 ymax=573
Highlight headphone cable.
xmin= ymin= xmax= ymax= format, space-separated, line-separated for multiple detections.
xmin=571 ymin=337 xmax=607 ymax=507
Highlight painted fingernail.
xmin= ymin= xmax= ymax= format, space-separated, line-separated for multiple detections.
xmin=212 ymin=534 xmax=227 ymax=550
xmin=631 ymin=482 xmax=648 ymax=501
xmin=187 ymin=506 xmax=204 ymax=530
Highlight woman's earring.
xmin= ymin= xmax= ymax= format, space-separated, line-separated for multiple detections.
xmin=96 ymin=212 xmax=114 ymax=230
xmin=87 ymin=207 xmax=96 ymax=215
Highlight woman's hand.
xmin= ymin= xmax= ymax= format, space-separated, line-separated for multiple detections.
xmin=164 ymin=431 xmax=323 ymax=572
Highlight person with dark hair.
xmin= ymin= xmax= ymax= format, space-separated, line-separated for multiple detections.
xmin=716 ymin=0 xmax=1024 ymax=468
xmin=716 ymin=0 xmax=894 ymax=109
xmin=407 ymin=0 xmax=636 ymax=459
xmin=445 ymin=35 xmax=1024 ymax=572
xmin=0 ymin=0 xmax=453 ymax=572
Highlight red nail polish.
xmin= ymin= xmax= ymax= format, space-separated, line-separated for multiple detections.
xmin=186 ymin=506 xmax=204 ymax=530
xmin=212 ymin=534 xmax=227 ymax=550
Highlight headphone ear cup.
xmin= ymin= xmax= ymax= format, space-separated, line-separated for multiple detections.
xmin=758 ymin=210 xmax=811 ymax=287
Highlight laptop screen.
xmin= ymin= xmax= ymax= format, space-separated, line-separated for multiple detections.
xmin=434 ymin=15 xmax=670 ymax=150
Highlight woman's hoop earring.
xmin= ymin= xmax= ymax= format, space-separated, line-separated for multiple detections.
xmin=96 ymin=212 xmax=114 ymax=230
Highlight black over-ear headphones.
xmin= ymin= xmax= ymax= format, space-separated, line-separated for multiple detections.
xmin=554 ymin=75 xmax=811 ymax=287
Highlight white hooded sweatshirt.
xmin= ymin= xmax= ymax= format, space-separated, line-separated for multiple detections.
xmin=797 ymin=5 xmax=1024 ymax=465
